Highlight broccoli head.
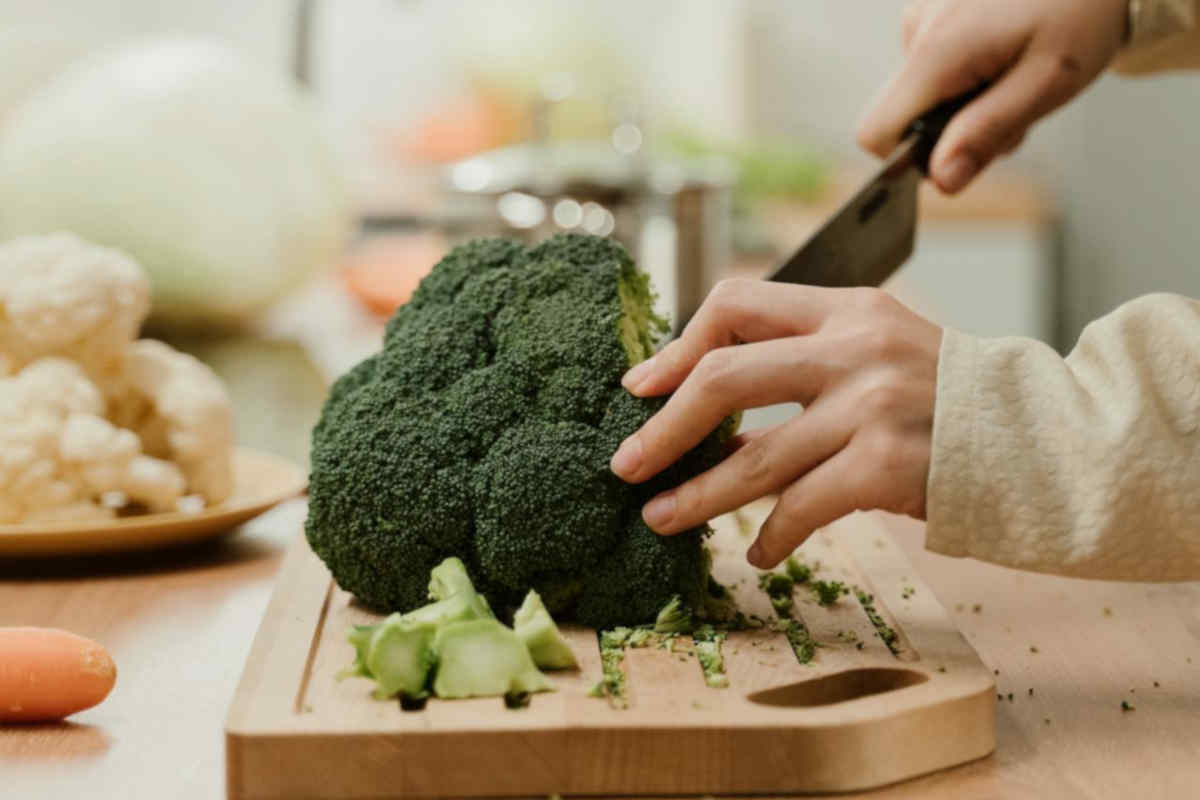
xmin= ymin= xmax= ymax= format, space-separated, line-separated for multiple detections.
xmin=306 ymin=234 xmax=733 ymax=629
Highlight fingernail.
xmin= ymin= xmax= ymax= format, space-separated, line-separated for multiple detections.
xmin=643 ymin=492 xmax=676 ymax=529
xmin=747 ymin=540 xmax=765 ymax=568
xmin=935 ymin=152 xmax=979 ymax=193
xmin=610 ymin=435 xmax=643 ymax=478
xmin=622 ymin=356 xmax=656 ymax=392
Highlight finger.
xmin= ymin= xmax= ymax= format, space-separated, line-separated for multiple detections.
xmin=901 ymin=0 xmax=935 ymax=51
xmin=622 ymin=279 xmax=844 ymax=397
xmin=746 ymin=446 xmax=867 ymax=568
xmin=929 ymin=49 xmax=1084 ymax=192
xmin=613 ymin=334 xmax=853 ymax=484
xmin=640 ymin=396 xmax=853 ymax=535
xmin=857 ymin=14 xmax=1028 ymax=158
xmin=725 ymin=424 xmax=778 ymax=456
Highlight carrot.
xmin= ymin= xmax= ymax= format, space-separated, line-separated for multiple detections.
xmin=0 ymin=627 xmax=116 ymax=723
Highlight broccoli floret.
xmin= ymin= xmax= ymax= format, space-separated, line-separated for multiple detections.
xmin=432 ymin=619 xmax=554 ymax=699
xmin=513 ymin=590 xmax=578 ymax=670
xmin=307 ymin=234 xmax=734 ymax=628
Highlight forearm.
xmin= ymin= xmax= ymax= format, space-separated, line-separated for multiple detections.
xmin=926 ymin=294 xmax=1200 ymax=581
xmin=1113 ymin=0 xmax=1200 ymax=73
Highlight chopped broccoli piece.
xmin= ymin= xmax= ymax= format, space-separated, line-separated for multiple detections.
xmin=812 ymin=580 xmax=849 ymax=607
xmin=784 ymin=556 xmax=812 ymax=583
xmin=428 ymin=556 xmax=477 ymax=601
xmin=774 ymin=619 xmax=817 ymax=665
xmin=693 ymin=625 xmax=729 ymax=688
xmin=401 ymin=587 xmax=494 ymax=628
xmin=653 ymin=595 xmax=696 ymax=633
xmin=306 ymin=234 xmax=736 ymax=629
xmin=626 ymin=628 xmax=654 ymax=648
xmin=592 ymin=629 xmax=631 ymax=708
xmin=432 ymin=619 xmax=554 ymax=699
xmin=855 ymin=589 xmax=901 ymax=654
xmin=364 ymin=616 xmax=437 ymax=699
xmin=513 ymin=589 xmax=578 ymax=670
xmin=337 ymin=623 xmax=379 ymax=681
xmin=758 ymin=572 xmax=795 ymax=618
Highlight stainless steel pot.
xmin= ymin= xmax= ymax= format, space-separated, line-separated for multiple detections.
xmin=443 ymin=138 xmax=733 ymax=333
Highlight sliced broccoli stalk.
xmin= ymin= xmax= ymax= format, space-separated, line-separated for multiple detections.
xmin=432 ymin=619 xmax=554 ymax=699
xmin=403 ymin=588 xmax=494 ymax=628
xmin=336 ymin=623 xmax=380 ymax=681
xmin=513 ymin=590 xmax=578 ymax=670
xmin=427 ymin=556 xmax=477 ymax=602
xmin=653 ymin=595 xmax=695 ymax=634
xmin=616 ymin=267 xmax=668 ymax=366
xmin=365 ymin=616 xmax=437 ymax=699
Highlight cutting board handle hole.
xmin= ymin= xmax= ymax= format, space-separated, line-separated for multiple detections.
xmin=746 ymin=667 xmax=927 ymax=708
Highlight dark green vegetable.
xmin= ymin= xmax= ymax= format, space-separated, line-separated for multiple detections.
xmin=855 ymin=589 xmax=901 ymax=654
xmin=307 ymin=234 xmax=734 ymax=629
xmin=784 ymin=556 xmax=812 ymax=584
xmin=758 ymin=572 xmax=795 ymax=618
xmin=812 ymin=580 xmax=849 ymax=607
xmin=775 ymin=619 xmax=817 ymax=665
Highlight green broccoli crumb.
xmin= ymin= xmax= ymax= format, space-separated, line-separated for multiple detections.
xmin=784 ymin=556 xmax=812 ymax=584
xmin=1121 ymin=700 xmax=1135 ymax=712
xmin=812 ymin=580 xmax=849 ymax=607
xmin=773 ymin=619 xmax=817 ymax=665
xmin=855 ymin=589 xmax=901 ymax=655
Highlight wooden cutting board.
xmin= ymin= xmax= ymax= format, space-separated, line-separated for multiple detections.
xmin=226 ymin=502 xmax=995 ymax=798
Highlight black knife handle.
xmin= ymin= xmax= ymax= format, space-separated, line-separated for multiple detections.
xmin=906 ymin=84 xmax=989 ymax=175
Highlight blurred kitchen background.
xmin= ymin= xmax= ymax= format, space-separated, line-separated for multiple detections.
xmin=1 ymin=0 xmax=1197 ymax=462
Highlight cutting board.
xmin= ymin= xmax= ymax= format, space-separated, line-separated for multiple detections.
xmin=226 ymin=502 xmax=995 ymax=798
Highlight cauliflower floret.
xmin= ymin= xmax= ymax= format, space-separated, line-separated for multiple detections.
xmin=59 ymin=413 xmax=185 ymax=513
xmin=0 ymin=233 xmax=150 ymax=377
xmin=114 ymin=339 xmax=234 ymax=505
xmin=0 ymin=358 xmax=187 ymax=523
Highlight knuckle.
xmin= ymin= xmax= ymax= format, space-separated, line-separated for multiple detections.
xmin=734 ymin=432 xmax=775 ymax=486
xmin=708 ymin=278 xmax=752 ymax=311
xmin=850 ymin=286 xmax=896 ymax=317
xmin=858 ymin=375 xmax=909 ymax=418
xmin=853 ymin=325 xmax=901 ymax=364
xmin=859 ymin=428 xmax=913 ymax=475
xmin=694 ymin=347 xmax=736 ymax=392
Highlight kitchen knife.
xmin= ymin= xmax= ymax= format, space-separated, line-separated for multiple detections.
xmin=768 ymin=88 xmax=984 ymax=288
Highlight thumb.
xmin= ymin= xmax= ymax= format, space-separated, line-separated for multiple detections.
xmin=928 ymin=49 xmax=1084 ymax=192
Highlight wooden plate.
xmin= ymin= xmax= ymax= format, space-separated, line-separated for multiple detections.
xmin=0 ymin=447 xmax=307 ymax=557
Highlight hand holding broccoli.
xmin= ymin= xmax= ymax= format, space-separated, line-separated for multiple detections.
xmin=612 ymin=280 xmax=941 ymax=569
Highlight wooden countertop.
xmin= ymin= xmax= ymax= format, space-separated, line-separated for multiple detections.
xmin=3 ymin=507 xmax=1197 ymax=799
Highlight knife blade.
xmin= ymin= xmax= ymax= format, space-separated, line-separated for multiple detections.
xmin=768 ymin=88 xmax=984 ymax=288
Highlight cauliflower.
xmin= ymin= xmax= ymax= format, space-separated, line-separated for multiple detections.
xmin=107 ymin=340 xmax=233 ymax=505
xmin=0 ymin=359 xmax=186 ymax=523
xmin=0 ymin=234 xmax=236 ymax=523
xmin=0 ymin=233 xmax=149 ymax=376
